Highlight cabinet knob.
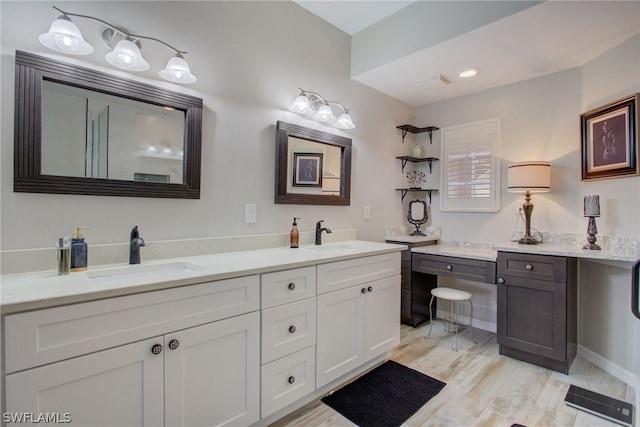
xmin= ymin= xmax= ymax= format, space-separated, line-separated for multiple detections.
xmin=168 ymin=339 xmax=180 ymax=350
xmin=526 ymin=264 xmax=533 ymax=270
xmin=497 ymin=277 xmax=505 ymax=284
xmin=367 ymin=286 xmax=373 ymax=293
xmin=288 ymin=282 xmax=296 ymax=290
xmin=289 ymin=325 xmax=296 ymax=334
xmin=361 ymin=288 xmax=367 ymax=294
xmin=446 ymin=265 xmax=452 ymax=270
xmin=288 ymin=376 xmax=296 ymax=384
xmin=151 ymin=344 xmax=163 ymax=355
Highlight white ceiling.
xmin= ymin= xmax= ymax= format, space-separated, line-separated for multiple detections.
xmin=294 ymin=1 xmax=640 ymax=107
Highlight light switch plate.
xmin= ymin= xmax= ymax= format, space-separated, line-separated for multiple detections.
xmin=245 ymin=204 xmax=257 ymax=223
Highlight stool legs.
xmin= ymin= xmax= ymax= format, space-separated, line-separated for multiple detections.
xmin=427 ymin=295 xmax=476 ymax=351
xmin=427 ymin=294 xmax=435 ymax=338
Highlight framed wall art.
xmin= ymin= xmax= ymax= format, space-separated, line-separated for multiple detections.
xmin=581 ymin=93 xmax=639 ymax=181
xmin=293 ymin=153 xmax=323 ymax=187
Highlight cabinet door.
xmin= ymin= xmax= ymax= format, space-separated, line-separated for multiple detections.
xmin=5 ymin=337 xmax=164 ymax=427
xmin=164 ymin=312 xmax=260 ymax=427
xmin=364 ymin=275 xmax=400 ymax=361
xmin=316 ymin=285 xmax=365 ymax=388
xmin=497 ymin=275 xmax=566 ymax=361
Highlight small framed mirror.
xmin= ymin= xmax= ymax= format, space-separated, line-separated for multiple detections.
xmin=407 ymin=199 xmax=428 ymax=235
xmin=275 ymin=121 xmax=351 ymax=205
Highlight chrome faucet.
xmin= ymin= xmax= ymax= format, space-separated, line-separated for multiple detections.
xmin=315 ymin=220 xmax=332 ymax=245
xmin=129 ymin=226 xmax=146 ymax=264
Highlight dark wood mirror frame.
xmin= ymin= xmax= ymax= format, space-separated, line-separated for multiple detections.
xmin=275 ymin=121 xmax=351 ymax=206
xmin=14 ymin=50 xmax=203 ymax=199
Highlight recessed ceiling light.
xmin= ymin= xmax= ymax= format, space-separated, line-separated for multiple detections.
xmin=459 ymin=68 xmax=479 ymax=78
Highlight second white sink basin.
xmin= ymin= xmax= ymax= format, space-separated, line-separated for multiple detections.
xmin=87 ymin=261 xmax=201 ymax=284
xmin=301 ymin=243 xmax=358 ymax=253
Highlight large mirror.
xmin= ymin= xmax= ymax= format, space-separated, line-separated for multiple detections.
xmin=14 ymin=50 xmax=202 ymax=198
xmin=275 ymin=121 xmax=351 ymax=205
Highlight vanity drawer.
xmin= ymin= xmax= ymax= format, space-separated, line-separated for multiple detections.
xmin=412 ymin=253 xmax=496 ymax=284
xmin=4 ymin=275 xmax=260 ymax=374
xmin=497 ymin=252 xmax=566 ymax=282
xmin=261 ymin=345 xmax=316 ymax=418
xmin=261 ymin=266 xmax=316 ymax=309
xmin=317 ymin=252 xmax=400 ymax=294
xmin=261 ymin=298 xmax=316 ymax=364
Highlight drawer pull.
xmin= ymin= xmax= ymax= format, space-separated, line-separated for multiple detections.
xmin=367 ymin=286 xmax=373 ymax=293
xmin=361 ymin=288 xmax=367 ymax=294
xmin=168 ymin=339 xmax=180 ymax=350
xmin=288 ymin=376 xmax=296 ymax=384
xmin=288 ymin=282 xmax=296 ymax=290
xmin=525 ymin=264 xmax=533 ymax=270
xmin=446 ymin=265 xmax=452 ymax=270
xmin=497 ymin=277 xmax=505 ymax=284
xmin=151 ymin=344 xmax=163 ymax=355
xmin=288 ymin=325 xmax=296 ymax=334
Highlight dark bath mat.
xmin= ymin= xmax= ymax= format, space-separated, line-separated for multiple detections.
xmin=321 ymin=360 xmax=446 ymax=427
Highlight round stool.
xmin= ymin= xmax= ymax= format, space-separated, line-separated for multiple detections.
xmin=428 ymin=287 xmax=475 ymax=351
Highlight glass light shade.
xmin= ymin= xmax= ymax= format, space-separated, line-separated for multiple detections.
xmin=289 ymin=95 xmax=311 ymax=114
xmin=159 ymin=55 xmax=197 ymax=84
xmin=38 ymin=17 xmax=94 ymax=55
xmin=313 ymin=104 xmax=335 ymax=123
xmin=507 ymin=161 xmax=550 ymax=193
xmin=105 ymin=39 xmax=150 ymax=71
xmin=335 ymin=112 xmax=355 ymax=129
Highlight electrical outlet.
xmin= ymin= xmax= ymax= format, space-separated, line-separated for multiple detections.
xmin=245 ymin=204 xmax=257 ymax=223
xmin=364 ymin=205 xmax=371 ymax=219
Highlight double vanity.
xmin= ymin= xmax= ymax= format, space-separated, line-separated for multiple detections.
xmin=1 ymin=240 xmax=403 ymax=426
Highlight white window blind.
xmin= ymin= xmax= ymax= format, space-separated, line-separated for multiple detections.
xmin=440 ymin=118 xmax=501 ymax=212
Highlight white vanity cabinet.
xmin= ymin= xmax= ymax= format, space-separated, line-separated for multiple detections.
xmin=260 ymin=266 xmax=317 ymax=418
xmin=316 ymin=253 xmax=401 ymax=387
xmin=4 ymin=275 xmax=260 ymax=427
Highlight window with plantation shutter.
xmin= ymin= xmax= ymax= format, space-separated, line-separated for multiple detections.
xmin=440 ymin=118 xmax=501 ymax=212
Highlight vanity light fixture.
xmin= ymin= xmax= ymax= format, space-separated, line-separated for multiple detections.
xmin=39 ymin=6 xmax=197 ymax=84
xmin=507 ymin=161 xmax=551 ymax=245
xmin=289 ymin=89 xmax=355 ymax=130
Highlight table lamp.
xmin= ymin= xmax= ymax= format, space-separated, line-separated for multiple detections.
xmin=507 ymin=161 xmax=551 ymax=244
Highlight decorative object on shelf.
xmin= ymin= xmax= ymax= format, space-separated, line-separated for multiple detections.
xmin=407 ymin=199 xmax=428 ymax=236
xmin=583 ymin=195 xmax=601 ymax=250
xmin=507 ymin=161 xmax=551 ymax=245
xmin=289 ymin=89 xmax=355 ymax=129
xmin=406 ymin=170 xmax=426 ymax=188
xmin=396 ymin=124 xmax=439 ymax=144
xmin=581 ymin=93 xmax=638 ymax=181
xmin=39 ymin=6 xmax=197 ymax=83
xmin=413 ymin=144 xmax=422 ymax=157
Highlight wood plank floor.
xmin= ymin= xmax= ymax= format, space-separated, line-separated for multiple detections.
xmin=272 ymin=322 xmax=635 ymax=427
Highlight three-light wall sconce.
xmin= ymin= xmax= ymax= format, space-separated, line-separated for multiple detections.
xmin=39 ymin=6 xmax=197 ymax=84
xmin=289 ymin=88 xmax=355 ymax=130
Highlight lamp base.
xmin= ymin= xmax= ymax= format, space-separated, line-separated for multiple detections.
xmin=582 ymin=242 xmax=602 ymax=250
xmin=518 ymin=235 xmax=541 ymax=245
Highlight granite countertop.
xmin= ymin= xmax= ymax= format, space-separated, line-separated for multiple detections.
xmin=385 ymin=235 xmax=439 ymax=244
xmin=411 ymin=242 xmax=497 ymax=261
xmin=0 ymin=240 xmax=405 ymax=314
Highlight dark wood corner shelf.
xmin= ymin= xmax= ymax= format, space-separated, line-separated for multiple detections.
xmin=396 ymin=125 xmax=439 ymax=144
xmin=395 ymin=156 xmax=439 ymax=173
xmin=395 ymin=188 xmax=438 ymax=203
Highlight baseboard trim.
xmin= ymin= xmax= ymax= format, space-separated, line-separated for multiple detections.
xmin=577 ymin=344 xmax=638 ymax=389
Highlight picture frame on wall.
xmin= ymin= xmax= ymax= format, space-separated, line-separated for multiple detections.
xmin=581 ymin=93 xmax=639 ymax=181
xmin=293 ymin=153 xmax=323 ymax=187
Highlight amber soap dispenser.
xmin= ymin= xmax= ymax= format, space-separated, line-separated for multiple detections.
xmin=290 ymin=217 xmax=300 ymax=248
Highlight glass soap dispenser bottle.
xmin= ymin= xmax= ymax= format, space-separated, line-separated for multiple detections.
xmin=70 ymin=226 xmax=88 ymax=271
xmin=290 ymin=217 xmax=300 ymax=248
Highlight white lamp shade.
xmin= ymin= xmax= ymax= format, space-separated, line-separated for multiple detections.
xmin=335 ymin=112 xmax=355 ymax=129
xmin=39 ymin=18 xmax=94 ymax=55
xmin=159 ymin=56 xmax=197 ymax=84
xmin=507 ymin=161 xmax=551 ymax=193
xmin=105 ymin=39 xmax=150 ymax=71
xmin=313 ymin=104 xmax=335 ymax=123
xmin=289 ymin=95 xmax=311 ymax=114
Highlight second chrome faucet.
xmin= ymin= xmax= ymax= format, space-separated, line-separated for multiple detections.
xmin=315 ymin=220 xmax=332 ymax=245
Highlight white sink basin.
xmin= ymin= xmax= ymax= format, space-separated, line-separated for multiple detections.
xmin=87 ymin=262 xmax=201 ymax=284
xmin=301 ymin=243 xmax=358 ymax=253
